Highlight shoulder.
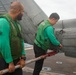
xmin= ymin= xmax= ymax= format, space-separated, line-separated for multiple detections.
xmin=44 ymin=26 xmax=54 ymax=34
xmin=0 ymin=18 xmax=9 ymax=24
xmin=0 ymin=18 xmax=10 ymax=29
xmin=46 ymin=26 xmax=54 ymax=31
xmin=0 ymin=18 xmax=10 ymax=26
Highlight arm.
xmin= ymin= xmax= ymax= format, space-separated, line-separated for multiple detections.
xmin=21 ymin=40 xmax=26 ymax=59
xmin=45 ymin=26 xmax=60 ymax=46
xmin=17 ymin=40 xmax=26 ymax=68
xmin=21 ymin=40 xmax=26 ymax=55
xmin=0 ymin=18 xmax=13 ymax=63
xmin=0 ymin=18 xmax=15 ymax=72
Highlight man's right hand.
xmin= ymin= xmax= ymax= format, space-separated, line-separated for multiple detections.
xmin=8 ymin=62 xmax=15 ymax=73
xmin=59 ymin=44 xmax=63 ymax=48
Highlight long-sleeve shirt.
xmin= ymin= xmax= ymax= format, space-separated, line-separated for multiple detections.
xmin=44 ymin=26 xmax=60 ymax=46
xmin=34 ymin=20 xmax=60 ymax=50
xmin=0 ymin=18 xmax=25 ymax=63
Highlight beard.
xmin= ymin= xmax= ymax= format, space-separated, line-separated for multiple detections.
xmin=16 ymin=13 xmax=23 ymax=21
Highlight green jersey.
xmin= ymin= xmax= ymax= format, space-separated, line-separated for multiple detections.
xmin=34 ymin=20 xmax=60 ymax=50
xmin=0 ymin=14 xmax=26 ymax=63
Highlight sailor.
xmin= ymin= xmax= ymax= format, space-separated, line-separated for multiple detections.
xmin=33 ymin=13 xmax=63 ymax=75
xmin=0 ymin=1 xmax=26 ymax=75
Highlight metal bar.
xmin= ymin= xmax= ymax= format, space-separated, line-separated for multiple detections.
xmin=0 ymin=51 xmax=57 ymax=75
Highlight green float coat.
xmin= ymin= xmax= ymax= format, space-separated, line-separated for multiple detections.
xmin=0 ymin=14 xmax=25 ymax=63
xmin=34 ymin=20 xmax=60 ymax=50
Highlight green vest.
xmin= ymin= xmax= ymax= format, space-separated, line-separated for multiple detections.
xmin=0 ymin=14 xmax=23 ymax=60
xmin=34 ymin=20 xmax=52 ymax=50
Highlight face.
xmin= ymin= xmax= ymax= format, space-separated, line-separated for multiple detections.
xmin=16 ymin=10 xmax=24 ymax=21
xmin=51 ymin=18 xmax=58 ymax=25
xmin=16 ymin=13 xmax=23 ymax=20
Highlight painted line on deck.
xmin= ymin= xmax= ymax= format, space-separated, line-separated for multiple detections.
xmin=24 ymin=46 xmax=33 ymax=51
xmin=22 ymin=66 xmax=65 ymax=75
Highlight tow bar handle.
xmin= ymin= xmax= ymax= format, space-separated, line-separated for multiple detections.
xmin=0 ymin=51 xmax=57 ymax=74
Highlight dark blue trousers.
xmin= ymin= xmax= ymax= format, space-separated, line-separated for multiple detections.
xmin=33 ymin=43 xmax=47 ymax=75
xmin=0 ymin=58 xmax=23 ymax=75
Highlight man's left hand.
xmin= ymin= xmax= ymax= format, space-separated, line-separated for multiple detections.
xmin=17 ymin=59 xmax=25 ymax=68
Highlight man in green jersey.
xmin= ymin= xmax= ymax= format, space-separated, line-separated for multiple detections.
xmin=33 ymin=13 xmax=63 ymax=75
xmin=0 ymin=1 xmax=26 ymax=75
